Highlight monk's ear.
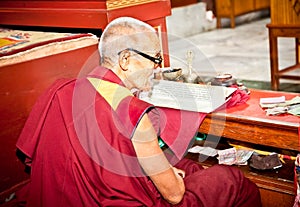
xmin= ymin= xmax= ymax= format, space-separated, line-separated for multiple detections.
xmin=118 ymin=50 xmax=130 ymax=71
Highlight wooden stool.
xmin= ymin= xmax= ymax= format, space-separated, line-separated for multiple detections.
xmin=267 ymin=24 xmax=300 ymax=90
xmin=267 ymin=0 xmax=300 ymax=90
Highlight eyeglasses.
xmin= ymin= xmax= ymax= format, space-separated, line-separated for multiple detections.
xmin=118 ymin=48 xmax=163 ymax=66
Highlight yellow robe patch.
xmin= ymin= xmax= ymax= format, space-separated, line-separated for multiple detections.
xmin=87 ymin=77 xmax=133 ymax=110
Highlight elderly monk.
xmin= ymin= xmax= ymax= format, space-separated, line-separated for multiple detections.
xmin=16 ymin=17 xmax=261 ymax=206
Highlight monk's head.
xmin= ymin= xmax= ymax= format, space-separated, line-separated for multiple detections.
xmin=98 ymin=17 xmax=162 ymax=92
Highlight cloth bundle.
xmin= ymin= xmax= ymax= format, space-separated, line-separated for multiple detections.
xmin=249 ymin=153 xmax=282 ymax=170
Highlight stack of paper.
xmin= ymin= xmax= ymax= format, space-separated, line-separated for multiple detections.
xmin=139 ymin=80 xmax=237 ymax=113
xmin=259 ymin=96 xmax=300 ymax=116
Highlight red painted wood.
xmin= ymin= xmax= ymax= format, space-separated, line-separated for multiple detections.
xmin=0 ymin=0 xmax=171 ymax=64
xmin=0 ymin=1 xmax=108 ymax=28
xmin=0 ymin=45 xmax=99 ymax=202
xmin=0 ymin=1 xmax=171 ymax=29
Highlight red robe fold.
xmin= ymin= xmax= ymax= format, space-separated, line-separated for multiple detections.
xmin=16 ymin=66 xmax=261 ymax=206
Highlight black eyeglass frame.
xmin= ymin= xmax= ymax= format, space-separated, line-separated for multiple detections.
xmin=118 ymin=48 xmax=163 ymax=66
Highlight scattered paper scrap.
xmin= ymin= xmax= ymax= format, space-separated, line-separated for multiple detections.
xmin=288 ymin=104 xmax=300 ymax=116
xmin=265 ymin=106 xmax=289 ymax=116
xmin=236 ymin=149 xmax=254 ymax=165
xmin=188 ymin=146 xmax=218 ymax=157
xmin=260 ymin=96 xmax=300 ymax=116
xmin=260 ymin=96 xmax=285 ymax=104
xmin=217 ymin=148 xmax=254 ymax=165
xmin=260 ymin=96 xmax=300 ymax=108
xmin=217 ymin=148 xmax=237 ymax=165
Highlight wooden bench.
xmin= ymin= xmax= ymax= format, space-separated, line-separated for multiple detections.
xmin=215 ymin=0 xmax=270 ymax=28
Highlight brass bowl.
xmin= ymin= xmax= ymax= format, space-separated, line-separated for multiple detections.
xmin=162 ymin=68 xmax=182 ymax=81
xmin=211 ymin=73 xmax=237 ymax=86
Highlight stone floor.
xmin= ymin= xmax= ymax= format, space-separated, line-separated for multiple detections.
xmin=166 ymin=5 xmax=300 ymax=92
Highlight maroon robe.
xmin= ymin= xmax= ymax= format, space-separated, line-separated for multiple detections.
xmin=16 ymin=66 xmax=261 ymax=206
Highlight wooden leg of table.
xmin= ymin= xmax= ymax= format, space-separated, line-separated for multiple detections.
xmin=296 ymin=38 xmax=300 ymax=64
xmin=230 ymin=13 xmax=235 ymax=28
xmin=230 ymin=16 xmax=235 ymax=28
xmin=230 ymin=0 xmax=235 ymax=28
xmin=216 ymin=17 xmax=221 ymax=28
xmin=268 ymin=29 xmax=279 ymax=90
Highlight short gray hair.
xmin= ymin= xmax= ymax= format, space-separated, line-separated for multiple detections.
xmin=98 ymin=17 xmax=157 ymax=65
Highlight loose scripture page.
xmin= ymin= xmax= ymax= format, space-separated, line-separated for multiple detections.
xmin=140 ymin=80 xmax=236 ymax=113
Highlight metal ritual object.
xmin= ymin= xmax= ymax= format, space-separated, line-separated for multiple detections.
xmin=211 ymin=73 xmax=249 ymax=94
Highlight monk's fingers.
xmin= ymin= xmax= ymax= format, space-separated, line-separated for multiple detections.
xmin=172 ymin=167 xmax=185 ymax=178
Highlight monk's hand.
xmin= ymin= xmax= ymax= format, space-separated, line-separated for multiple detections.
xmin=172 ymin=166 xmax=185 ymax=179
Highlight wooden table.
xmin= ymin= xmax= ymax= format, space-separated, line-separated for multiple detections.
xmin=199 ymin=89 xmax=299 ymax=151
xmin=195 ymin=88 xmax=299 ymax=207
